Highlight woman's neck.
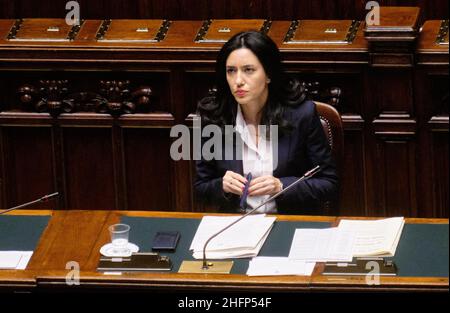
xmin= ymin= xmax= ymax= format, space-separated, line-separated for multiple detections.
xmin=240 ymin=105 xmax=263 ymax=126
xmin=240 ymin=105 xmax=264 ymax=147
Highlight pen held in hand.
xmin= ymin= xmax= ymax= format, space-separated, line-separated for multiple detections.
xmin=239 ymin=172 xmax=252 ymax=211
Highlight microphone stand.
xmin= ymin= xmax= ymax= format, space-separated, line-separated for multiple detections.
xmin=179 ymin=165 xmax=321 ymax=274
xmin=0 ymin=192 xmax=59 ymax=215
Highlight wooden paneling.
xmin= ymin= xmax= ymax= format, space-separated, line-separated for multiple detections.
xmin=0 ymin=1 xmax=447 ymax=20
xmin=364 ymin=19 xmax=419 ymax=217
xmin=62 ymin=127 xmax=116 ymax=210
xmin=292 ymin=71 xmax=364 ymax=115
xmin=383 ymin=140 xmax=417 ymax=217
xmin=415 ymin=68 xmax=449 ymax=218
xmin=184 ymin=70 xmax=216 ymax=116
xmin=339 ymin=131 xmax=366 ymax=216
xmin=370 ymin=69 xmax=414 ymax=116
xmin=122 ymin=128 xmax=172 ymax=211
xmin=431 ymin=133 xmax=449 ymax=218
xmin=365 ymin=135 xmax=417 ymax=217
xmin=0 ymin=14 xmax=448 ymax=217
xmin=0 ymin=126 xmax=55 ymax=210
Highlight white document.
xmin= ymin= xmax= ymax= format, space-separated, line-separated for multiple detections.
xmin=16 ymin=251 xmax=33 ymax=270
xmin=247 ymin=257 xmax=316 ymax=276
xmin=192 ymin=225 xmax=272 ymax=259
xmin=0 ymin=251 xmax=33 ymax=269
xmin=337 ymin=217 xmax=405 ymax=257
xmin=288 ymin=228 xmax=354 ymax=262
xmin=190 ymin=214 xmax=276 ymax=259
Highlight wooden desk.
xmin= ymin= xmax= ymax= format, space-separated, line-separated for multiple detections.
xmin=1 ymin=210 xmax=448 ymax=293
xmin=32 ymin=210 xmax=334 ymax=292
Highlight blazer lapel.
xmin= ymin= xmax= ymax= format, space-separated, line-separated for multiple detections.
xmin=273 ymin=133 xmax=290 ymax=177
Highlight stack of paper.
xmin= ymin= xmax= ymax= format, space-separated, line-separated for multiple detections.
xmin=190 ymin=214 xmax=276 ymax=259
xmin=337 ymin=217 xmax=405 ymax=257
xmin=288 ymin=228 xmax=354 ymax=262
xmin=247 ymin=257 xmax=316 ymax=276
xmin=0 ymin=251 xmax=33 ymax=270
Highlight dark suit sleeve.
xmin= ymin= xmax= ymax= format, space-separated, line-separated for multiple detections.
xmin=275 ymin=102 xmax=339 ymax=213
xmin=194 ymin=155 xmax=240 ymax=211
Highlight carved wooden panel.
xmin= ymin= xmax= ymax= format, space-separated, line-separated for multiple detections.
xmin=292 ymin=72 xmax=362 ymax=114
xmin=9 ymin=72 xmax=168 ymax=117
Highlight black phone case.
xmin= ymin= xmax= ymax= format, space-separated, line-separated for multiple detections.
xmin=152 ymin=231 xmax=180 ymax=251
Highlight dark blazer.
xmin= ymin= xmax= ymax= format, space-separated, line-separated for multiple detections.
xmin=194 ymin=100 xmax=339 ymax=214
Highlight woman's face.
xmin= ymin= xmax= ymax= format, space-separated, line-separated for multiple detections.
xmin=225 ymin=48 xmax=269 ymax=111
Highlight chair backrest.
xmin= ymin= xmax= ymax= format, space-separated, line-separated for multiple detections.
xmin=314 ymin=101 xmax=344 ymax=171
xmin=314 ymin=101 xmax=344 ymax=214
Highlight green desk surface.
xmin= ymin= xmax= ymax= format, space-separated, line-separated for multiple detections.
xmin=393 ymin=223 xmax=448 ymax=277
xmin=0 ymin=215 xmax=50 ymax=250
xmin=122 ymin=216 xmax=449 ymax=277
xmin=122 ymin=216 xmax=329 ymax=275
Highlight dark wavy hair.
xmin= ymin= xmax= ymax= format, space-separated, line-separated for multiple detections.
xmin=197 ymin=31 xmax=306 ymax=135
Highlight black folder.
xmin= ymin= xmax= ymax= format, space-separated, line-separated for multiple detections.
xmin=323 ymin=258 xmax=397 ymax=276
xmin=97 ymin=252 xmax=172 ymax=272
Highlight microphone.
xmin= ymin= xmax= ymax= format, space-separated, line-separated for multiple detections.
xmin=179 ymin=165 xmax=321 ymax=274
xmin=0 ymin=192 xmax=59 ymax=215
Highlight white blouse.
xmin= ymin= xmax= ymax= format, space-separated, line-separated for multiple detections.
xmin=235 ymin=104 xmax=277 ymax=214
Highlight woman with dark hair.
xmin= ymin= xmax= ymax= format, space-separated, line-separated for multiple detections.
xmin=195 ymin=31 xmax=338 ymax=214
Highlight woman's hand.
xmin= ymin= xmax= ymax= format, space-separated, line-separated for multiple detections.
xmin=248 ymin=175 xmax=282 ymax=196
xmin=222 ymin=171 xmax=247 ymax=196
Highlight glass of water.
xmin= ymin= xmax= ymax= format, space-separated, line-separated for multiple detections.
xmin=108 ymin=223 xmax=131 ymax=255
